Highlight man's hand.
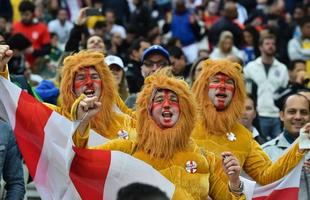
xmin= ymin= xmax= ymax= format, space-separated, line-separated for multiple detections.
xmin=76 ymin=96 xmax=101 ymax=136
xmin=222 ymin=152 xmax=241 ymax=189
xmin=304 ymin=159 xmax=310 ymax=173
xmin=299 ymin=123 xmax=310 ymax=153
xmin=76 ymin=7 xmax=89 ymax=26
xmin=0 ymin=45 xmax=13 ymax=72
xmin=77 ymin=96 xmax=102 ymax=122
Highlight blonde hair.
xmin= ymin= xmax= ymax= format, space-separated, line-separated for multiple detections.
xmin=218 ymin=31 xmax=234 ymax=51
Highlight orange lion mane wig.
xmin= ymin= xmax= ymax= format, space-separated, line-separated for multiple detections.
xmin=192 ymin=59 xmax=246 ymax=135
xmin=60 ymin=50 xmax=118 ymax=136
xmin=136 ymin=73 xmax=197 ymax=160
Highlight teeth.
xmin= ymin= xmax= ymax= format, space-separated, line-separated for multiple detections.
xmin=162 ymin=112 xmax=172 ymax=117
xmin=216 ymin=94 xmax=227 ymax=98
xmin=84 ymin=90 xmax=95 ymax=95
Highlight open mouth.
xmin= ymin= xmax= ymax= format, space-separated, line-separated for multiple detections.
xmin=216 ymin=93 xmax=227 ymax=98
xmin=162 ymin=111 xmax=173 ymax=118
xmin=84 ymin=89 xmax=95 ymax=97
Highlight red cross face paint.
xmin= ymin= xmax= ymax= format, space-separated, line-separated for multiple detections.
xmin=73 ymin=66 xmax=102 ymax=98
xmin=150 ymin=89 xmax=180 ymax=129
xmin=208 ymin=73 xmax=235 ymax=110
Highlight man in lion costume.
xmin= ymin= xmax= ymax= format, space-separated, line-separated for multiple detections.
xmin=0 ymin=49 xmax=136 ymax=141
xmin=191 ymin=59 xmax=310 ymax=185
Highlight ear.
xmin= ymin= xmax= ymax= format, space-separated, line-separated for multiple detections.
xmin=280 ymin=111 xmax=284 ymax=122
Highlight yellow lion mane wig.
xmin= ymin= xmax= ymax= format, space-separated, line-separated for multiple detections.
xmin=60 ymin=50 xmax=118 ymax=135
xmin=136 ymin=73 xmax=196 ymax=160
xmin=192 ymin=59 xmax=246 ymax=135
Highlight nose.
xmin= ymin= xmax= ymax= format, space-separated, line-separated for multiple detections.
xmin=85 ymin=77 xmax=93 ymax=86
xmin=294 ymin=111 xmax=302 ymax=120
xmin=151 ymin=64 xmax=161 ymax=72
xmin=162 ymin=99 xmax=170 ymax=108
xmin=218 ymin=82 xmax=226 ymax=90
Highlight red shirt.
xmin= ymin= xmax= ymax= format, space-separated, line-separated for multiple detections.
xmin=12 ymin=21 xmax=50 ymax=49
xmin=12 ymin=21 xmax=51 ymax=66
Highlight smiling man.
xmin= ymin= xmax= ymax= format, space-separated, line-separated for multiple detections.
xmin=263 ymin=93 xmax=310 ymax=199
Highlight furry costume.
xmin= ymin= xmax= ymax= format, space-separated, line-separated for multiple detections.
xmin=74 ymin=73 xmax=245 ymax=200
xmin=45 ymin=50 xmax=135 ymax=140
xmin=192 ymin=59 xmax=305 ymax=185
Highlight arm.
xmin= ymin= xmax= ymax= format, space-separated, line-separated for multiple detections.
xmin=288 ymin=39 xmax=310 ymax=60
xmin=115 ymin=94 xmax=135 ymax=118
xmin=3 ymin=125 xmax=25 ymax=200
xmin=70 ymin=94 xmax=101 ymax=147
xmin=0 ymin=45 xmax=13 ymax=78
xmin=244 ymin=138 xmax=305 ymax=185
xmin=208 ymin=152 xmax=245 ymax=199
xmin=65 ymin=8 xmax=89 ymax=52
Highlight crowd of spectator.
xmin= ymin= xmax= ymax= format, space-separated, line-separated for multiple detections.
xmin=1 ymin=0 xmax=310 ymax=199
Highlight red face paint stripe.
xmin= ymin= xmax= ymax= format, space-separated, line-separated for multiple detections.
xmin=151 ymin=90 xmax=179 ymax=112
xmin=74 ymin=67 xmax=102 ymax=91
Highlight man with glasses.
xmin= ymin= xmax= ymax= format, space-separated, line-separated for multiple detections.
xmin=141 ymin=45 xmax=171 ymax=77
xmin=126 ymin=45 xmax=171 ymax=109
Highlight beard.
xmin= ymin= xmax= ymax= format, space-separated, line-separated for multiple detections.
xmin=136 ymin=109 xmax=192 ymax=161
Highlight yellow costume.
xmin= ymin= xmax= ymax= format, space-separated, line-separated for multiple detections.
xmin=75 ymin=73 xmax=245 ymax=200
xmin=192 ymin=59 xmax=305 ymax=185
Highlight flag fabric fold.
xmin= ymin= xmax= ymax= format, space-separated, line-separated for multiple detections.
xmin=251 ymin=159 xmax=304 ymax=200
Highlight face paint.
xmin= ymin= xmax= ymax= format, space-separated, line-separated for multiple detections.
xmin=208 ymin=73 xmax=235 ymax=110
xmin=73 ymin=67 xmax=102 ymax=97
xmin=150 ymin=89 xmax=180 ymax=129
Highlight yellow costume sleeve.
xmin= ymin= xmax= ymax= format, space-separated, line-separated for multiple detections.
xmin=44 ymin=103 xmax=63 ymax=114
xmin=0 ymin=65 xmax=9 ymax=79
xmin=244 ymin=138 xmax=305 ymax=185
xmin=207 ymin=153 xmax=245 ymax=200
xmin=75 ymin=131 xmax=136 ymax=155
xmin=115 ymin=94 xmax=135 ymax=118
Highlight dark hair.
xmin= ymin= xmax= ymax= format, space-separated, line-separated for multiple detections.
xmin=245 ymin=93 xmax=264 ymax=140
xmin=166 ymin=37 xmax=181 ymax=49
xmin=287 ymin=59 xmax=306 ymax=71
xmin=94 ymin=20 xmax=106 ymax=29
xmin=188 ymin=56 xmax=208 ymax=85
xmin=168 ymin=46 xmax=184 ymax=59
xmin=299 ymin=16 xmax=310 ymax=27
xmin=117 ymin=183 xmax=169 ymax=200
xmin=295 ymin=3 xmax=305 ymax=12
xmin=282 ymin=93 xmax=310 ymax=111
xmin=128 ymin=37 xmax=149 ymax=54
xmin=57 ymin=7 xmax=68 ymax=14
xmin=7 ymin=33 xmax=31 ymax=51
xmin=19 ymin=1 xmax=35 ymax=13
